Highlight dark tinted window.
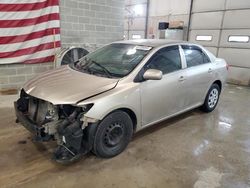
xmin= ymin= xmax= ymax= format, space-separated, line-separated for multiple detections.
xmin=146 ymin=45 xmax=182 ymax=74
xmin=182 ymin=45 xmax=210 ymax=67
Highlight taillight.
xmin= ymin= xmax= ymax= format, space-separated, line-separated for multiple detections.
xmin=226 ymin=63 xmax=230 ymax=71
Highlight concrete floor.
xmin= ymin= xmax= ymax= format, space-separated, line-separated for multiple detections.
xmin=0 ymin=84 xmax=249 ymax=188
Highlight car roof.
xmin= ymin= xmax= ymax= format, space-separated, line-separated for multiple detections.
xmin=113 ymin=39 xmax=190 ymax=48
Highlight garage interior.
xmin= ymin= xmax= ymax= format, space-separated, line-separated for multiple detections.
xmin=0 ymin=0 xmax=250 ymax=188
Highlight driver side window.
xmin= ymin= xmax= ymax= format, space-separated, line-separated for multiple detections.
xmin=146 ymin=45 xmax=182 ymax=74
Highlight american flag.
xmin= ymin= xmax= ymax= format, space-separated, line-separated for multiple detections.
xmin=0 ymin=0 xmax=61 ymax=64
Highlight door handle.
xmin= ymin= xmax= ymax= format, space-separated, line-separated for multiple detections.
xmin=178 ymin=76 xmax=186 ymax=82
xmin=208 ymin=68 xmax=213 ymax=73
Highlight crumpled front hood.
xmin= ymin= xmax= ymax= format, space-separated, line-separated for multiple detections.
xmin=23 ymin=65 xmax=119 ymax=105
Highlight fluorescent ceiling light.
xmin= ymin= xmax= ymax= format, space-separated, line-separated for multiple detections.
xmin=133 ymin=5 xmax=143 ymax=16
xmin=228 ymin=36 xmax=249 ymax=43
xmin=196 ymin=35 xmax=212 ymax=41
xmin=132 ymin=34 xmax=142 ymax=39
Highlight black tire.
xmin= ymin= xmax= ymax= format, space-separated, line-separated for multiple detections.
xmin=93 ymin=110 xmax=133 ymax=158
xmin=201 ymin=83 xmax=221 ymax=113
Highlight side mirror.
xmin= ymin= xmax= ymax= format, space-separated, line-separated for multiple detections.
xmin=143 ymin=69 xmax=163 ymax=80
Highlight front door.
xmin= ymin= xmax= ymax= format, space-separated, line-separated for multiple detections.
xmin=139 ymin=45 xmax=187 ymax=126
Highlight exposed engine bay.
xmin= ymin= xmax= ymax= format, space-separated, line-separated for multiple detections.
xmin=15 ymin=89 xmax=98 ymax=164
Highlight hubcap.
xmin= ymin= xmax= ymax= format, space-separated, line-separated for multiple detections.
xmin=208 ymin=88 xmax=219 ymax=108
xmin=104 ymin=123 xmax=124 ymax=147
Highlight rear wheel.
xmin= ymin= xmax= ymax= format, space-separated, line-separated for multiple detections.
xmin=93 ymin=111 xmax=133 ymax=158
xmin=201 ymin=83 xmax=221 ymax=112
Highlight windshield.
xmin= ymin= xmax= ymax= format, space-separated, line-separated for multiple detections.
xmin=70 ymin=43 xmax=152 ymax=78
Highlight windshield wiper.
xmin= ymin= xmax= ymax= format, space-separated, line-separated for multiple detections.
xmin=73 ymin=59 xmax=92 ymax=73
xmin=73 ymin=58 xmax=113 ymax=78
xmin=90 ymin=60 xmax=113 ymax=78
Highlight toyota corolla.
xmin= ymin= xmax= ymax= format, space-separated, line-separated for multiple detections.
xmin=14 ymin=40 xmax=228 ymax=163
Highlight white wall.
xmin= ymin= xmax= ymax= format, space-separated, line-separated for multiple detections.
xmin=150 ymin=0 xmax=190 ymax=16
xmin=124 ymin=0 xmax=191 ymax=39
xmin=148 ymin=0 xmax=191 ymax=39
xmin=124 ymin=0 xmax=148 ymax=39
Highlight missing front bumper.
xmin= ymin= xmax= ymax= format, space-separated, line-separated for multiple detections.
xmin=14 ymin=102 xmax=51 ymax=141
xmin=14 ymin=101 xmax=99 ymax=164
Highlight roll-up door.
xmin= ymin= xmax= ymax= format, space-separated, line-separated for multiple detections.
xmin=189 ymin=0 xmax=250 ymax=86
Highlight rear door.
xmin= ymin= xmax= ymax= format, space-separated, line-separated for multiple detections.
xmin=181 ymin=45 xmax=215 ymax=108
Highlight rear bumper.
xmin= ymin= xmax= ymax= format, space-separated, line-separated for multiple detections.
xmin=14 ymin=102 xmax=45 ymax=139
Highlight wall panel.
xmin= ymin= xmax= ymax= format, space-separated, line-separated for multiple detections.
xmin=192 ymin=0 xmax=225 ymax=13
xmin=191 ymin=12 xmax=223 ymax=30
xmin=218 ymin=48 xmax=250 ymax=68
xmin=149 ymin=0 xmax=190 ymax=17
xmin=220 ymin=29 xmax=250 ymax=48
xmin=226 ymin=0 xmax=250 ymax=10
xmin=227 ymin=66 xmax=250 ymax=85
xmin=223 ymin=10 xmax=250 ymax=29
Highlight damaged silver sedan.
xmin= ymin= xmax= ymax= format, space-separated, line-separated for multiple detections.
xmin=15 ymin=40 xmax=228 ymax=163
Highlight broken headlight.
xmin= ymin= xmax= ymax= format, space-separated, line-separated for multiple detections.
xmin=59 ymin=103 xmax=94 ymax=119
xmin=45 ymin=103 xmax=59 ymax=121
xmin=81 ymin=103 xmax=94 ymax=113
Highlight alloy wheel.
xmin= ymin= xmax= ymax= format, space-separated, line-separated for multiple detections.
xmin=208 ymin=88 xmax=219 ymax=108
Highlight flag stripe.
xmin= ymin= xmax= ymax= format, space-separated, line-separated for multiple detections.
xmin=0 ymin=34 xmax=60 ymax=52
xmin=0 ymin=6 xmax=59 ymax=21
xmin=0 ymin=20 xmax=60 ymax=37
xmin=0 ymin=0 xmax=59 ymax=12
xmin=0 ymin=28 xmax=60 ymax=45
xmin=0 ymin=41 xmax=60 ymax=58
xmin=0 ymin=0 xmax=60 ymax=65
xmin=1 ymin=48 xmax=60 ymax=64
xmin=0 ymin=13 xmax=59 ymax=28
xmin=24 ymin=55 xmax=54 ymax=64
xmin=0 ymin=0 xmax=46 ymax=4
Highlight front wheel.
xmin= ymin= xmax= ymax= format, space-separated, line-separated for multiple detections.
xmin=93 ymin=110 xmax=133 ymax=158
xmin=201 ymin=83 xmax=221 ymax=112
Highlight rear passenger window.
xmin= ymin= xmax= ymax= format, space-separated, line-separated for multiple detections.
xmin=146 ymin=45 xmax=182 ymax=74
xmin=182 ymin=45 xmax=210 ymax=68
